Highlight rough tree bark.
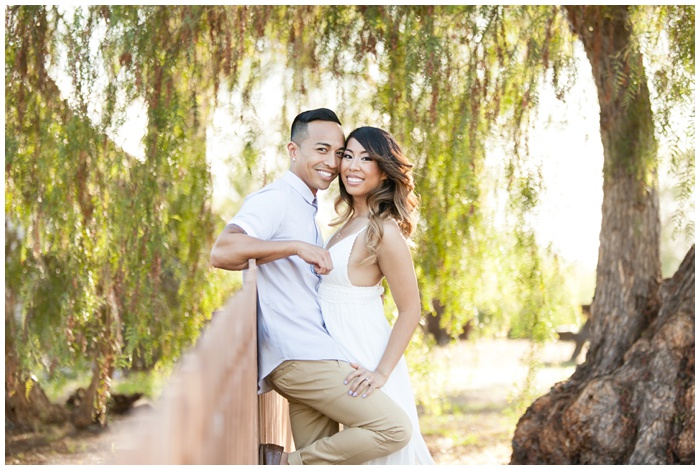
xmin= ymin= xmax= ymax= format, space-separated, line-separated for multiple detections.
xmin=511 ymin=247 xmax=694 ymax=464
xmin=510 ymin=6 xmax=694 ymax=464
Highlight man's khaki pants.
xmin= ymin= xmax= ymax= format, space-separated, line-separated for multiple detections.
xmin=267 ymin=360 xmax=412 ymax=465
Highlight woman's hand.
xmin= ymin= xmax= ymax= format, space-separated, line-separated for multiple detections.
xmin=344 ymin=363 xmax=388 ymax=398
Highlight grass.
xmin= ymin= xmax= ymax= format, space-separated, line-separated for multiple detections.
xmin=111 ymin=369 xmax=171 ymax=399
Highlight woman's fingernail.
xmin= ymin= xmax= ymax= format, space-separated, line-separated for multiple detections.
xmin=344 ymin=380 xmax=348 ymax=385
xmin=353 ymin=392 xmax=358 ymax=397
xmin=348 ymin=391 xmax=353 ymax=395
xmin=362 ymin=394 xmax=367 ymax=398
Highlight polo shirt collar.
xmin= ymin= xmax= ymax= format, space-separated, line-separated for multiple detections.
xmin=282 ymin=171 xmax=317 ymax=205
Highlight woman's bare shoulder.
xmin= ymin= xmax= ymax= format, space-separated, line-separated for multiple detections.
xmin=380 ymin=217 xmax=401 ymax=232
xmin=379 ymin=218 xmax=407 ymax=245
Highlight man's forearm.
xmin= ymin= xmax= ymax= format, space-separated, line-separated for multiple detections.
xmin=210 ymin=229 xmax=299 ymax=271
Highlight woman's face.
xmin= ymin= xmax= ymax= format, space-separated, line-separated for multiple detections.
xmin=340 ymin=138 xmax=387 ymax=199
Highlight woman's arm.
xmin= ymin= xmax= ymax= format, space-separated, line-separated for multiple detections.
xmin=346 ymin=220 xmax=421 ymax=397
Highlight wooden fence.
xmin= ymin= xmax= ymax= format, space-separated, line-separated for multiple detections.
xmin=115 ymin=260 xmax=294 ymax=464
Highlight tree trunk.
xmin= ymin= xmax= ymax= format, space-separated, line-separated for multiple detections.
xmin=70 ymin=285 xmax=122 ymax=429
xmin=5 ymin=286 xmax=67 ymax=429
xmin=511 ymin=246 xmax=694 ymax=464
xmin=510 ymin=6 xmax=693 ymax=463
xmin=570 ymin=4 xmax=662 ymax=376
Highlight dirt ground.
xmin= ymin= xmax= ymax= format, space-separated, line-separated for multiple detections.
xmin=419 ymin=338 xmax=580 ymax=464
xmin=4 ymin=338 xmax=582 ymax=465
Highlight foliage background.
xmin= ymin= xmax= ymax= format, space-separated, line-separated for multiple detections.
xmin=4 ymin=5 xmax=694 ymax=418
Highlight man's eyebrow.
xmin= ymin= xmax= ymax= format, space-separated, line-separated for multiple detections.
xmin=314 ymin=142 xmax=346 ymax=153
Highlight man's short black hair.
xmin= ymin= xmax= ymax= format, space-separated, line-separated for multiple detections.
xmin=290 ymin=108 xmax=342 ymax=143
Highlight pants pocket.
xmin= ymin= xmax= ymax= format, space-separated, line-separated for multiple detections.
xmin=268 ymin=360 xmax=300 ymax=392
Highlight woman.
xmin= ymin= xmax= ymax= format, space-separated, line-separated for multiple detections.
xmin=319 ymin=126 xmax=434 ymax=465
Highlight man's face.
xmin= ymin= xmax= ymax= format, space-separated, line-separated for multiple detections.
xmin=288 ymin=120 xmax=345 ymax=194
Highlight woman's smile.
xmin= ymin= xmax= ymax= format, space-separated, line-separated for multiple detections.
xmin=345 ymin=175 xmax=364 ymax=185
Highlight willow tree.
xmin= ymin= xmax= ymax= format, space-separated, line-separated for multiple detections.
xmin=4 ymin=6 xmax=256 ymax=428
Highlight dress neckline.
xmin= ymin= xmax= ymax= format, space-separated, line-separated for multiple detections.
xmin=326 ymin=224 xmax=368 ymax=251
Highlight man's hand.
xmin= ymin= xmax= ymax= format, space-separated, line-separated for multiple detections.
xmin=295 ymin=242 xmax=334 ymax=275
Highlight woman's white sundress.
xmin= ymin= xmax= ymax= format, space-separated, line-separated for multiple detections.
xmin=319 ymin=226 xmax=434 ymax=465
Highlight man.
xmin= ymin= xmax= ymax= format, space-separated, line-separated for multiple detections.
xmin=210 ymin=108 xmax=411 ymax=465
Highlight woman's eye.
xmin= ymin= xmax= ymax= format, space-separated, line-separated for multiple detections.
xmin=342 ymin=154 xmax=352 ymax=159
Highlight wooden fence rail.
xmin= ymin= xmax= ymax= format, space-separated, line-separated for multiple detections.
xmin=115 ymin=260 xmax=293 ymax=464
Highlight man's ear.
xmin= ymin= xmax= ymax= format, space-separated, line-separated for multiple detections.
xmin=287 ymin=141 xmax=298 ymax=161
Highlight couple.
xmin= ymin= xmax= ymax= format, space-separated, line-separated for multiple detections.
xmin=211 ymin=108 xmax=433 ymax=465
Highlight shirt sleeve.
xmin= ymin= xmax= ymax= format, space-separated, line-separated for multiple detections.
xmin=229 ymin=187 xmax=286 ymax=241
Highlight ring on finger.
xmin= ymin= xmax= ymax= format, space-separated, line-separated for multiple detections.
xmin=361 ymin=377 xmax=371 ymax=385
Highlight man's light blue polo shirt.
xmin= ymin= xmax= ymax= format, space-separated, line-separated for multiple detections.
xmin=229 ymin=171 xmax=347 ymax=394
